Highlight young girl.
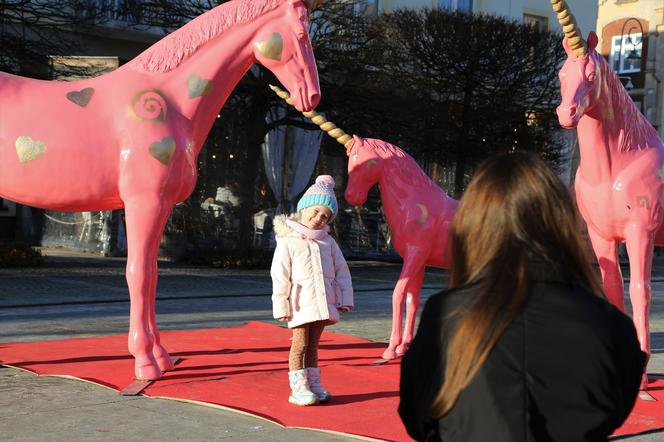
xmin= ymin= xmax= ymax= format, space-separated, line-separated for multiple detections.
xmin=271 ymin=175 xmax=353 ymax=406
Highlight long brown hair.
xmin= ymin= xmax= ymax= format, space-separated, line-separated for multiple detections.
xmin=431 ymin=152 xmax=602 ymax=417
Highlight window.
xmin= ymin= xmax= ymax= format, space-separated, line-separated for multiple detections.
xmin=113 ymin=0 xmax=143 ymax=23
xmin=609 ymin=34 xmax=642 ymax=74
xmin=523 ymin=13 xmax=548 ymax=32
xmin=438 ymin=0 xmax=472 ymax=12
xmin=354 ymin=0 xmax=379 ymax=15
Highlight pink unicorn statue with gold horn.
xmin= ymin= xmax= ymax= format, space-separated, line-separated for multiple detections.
xmin=270 ymin=85 xmax=459 ymax=360
xmin=549 ymin=0 xmax=664 ymax=390
xmin=0 ymin=0 xmax=322 ymax=381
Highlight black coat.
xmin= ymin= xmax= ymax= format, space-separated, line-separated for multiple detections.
xmin=398 ymin=263 xmax=645 ymax=442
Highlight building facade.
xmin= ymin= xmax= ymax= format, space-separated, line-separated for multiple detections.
xmin=596 ymin=0 xmax=663 ymax=138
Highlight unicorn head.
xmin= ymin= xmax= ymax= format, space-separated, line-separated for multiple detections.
xmin=253 ymin=0 xmax=321 ymax=111
xmin=549 ymin=0 xmax=604 ymax=128
xmin=556 ymin=32 xmax=601 ymax=128
xmin=345 ymin=137 xmax=389 ymax=206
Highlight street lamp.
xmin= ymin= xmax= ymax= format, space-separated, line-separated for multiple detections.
xmin=618 ymin=17 xmax=644 ymax=74
xmin=618 ymin=75 xmax=634 ymax=91
xmin=626 ymin=48 xmax=641 ymax=64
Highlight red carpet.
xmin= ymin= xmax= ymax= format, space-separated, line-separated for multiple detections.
xmin=0 ymin=321 xmax=662 ymax=441
xmin=0 ymin=322 xmax=405 ymax=441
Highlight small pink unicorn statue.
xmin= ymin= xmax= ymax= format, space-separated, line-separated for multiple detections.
xmin=550 ymin=0 xmax=664 ymax=389
xmin=0 ymin=0 xmax=321 ymax=380
xmin=270 ymin=85 xmax=459 ymax=360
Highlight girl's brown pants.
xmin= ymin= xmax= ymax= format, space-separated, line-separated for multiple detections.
xmin=289 ymin=321 xmax=325 ymax=371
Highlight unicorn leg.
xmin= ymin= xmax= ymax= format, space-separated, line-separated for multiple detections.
xmin=383 ymin=247 xmax=427 ymax=360
xmin=146 ymin=207 xmax=175 ymax=372
xmin=396 ymin=267 xmax=425 ymax=356
xmin=124 ymin=198 xmax=172 ymax=380
xmin=624 ymin=224 xmax=653 ymax=390
xmin=383 ymin=285 xmax=405 ymax=360
xmin=587 ymin=228 xmax=625 ymax=310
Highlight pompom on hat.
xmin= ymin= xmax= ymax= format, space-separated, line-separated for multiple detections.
xmin=297 ymin=175 xmax=338 ymax=221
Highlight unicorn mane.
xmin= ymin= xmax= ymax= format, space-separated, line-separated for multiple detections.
xmin=128 ymin=0 xmax=283 ymax=73
xmin=363 ymin=138 xmax=434 ymax=190
xmin=597 ymin=54 xmax=658 ymax=153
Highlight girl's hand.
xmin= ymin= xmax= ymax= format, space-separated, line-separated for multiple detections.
xmin=338 ymin=306 xmax=351 ymax=314
xmin=277 ymin=316 xmax=291 ymax=322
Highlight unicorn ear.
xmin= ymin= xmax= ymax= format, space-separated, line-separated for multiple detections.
xmin=587 ymin=31 xmax=598 ymax=52
xmin=346 ymin=136 xmax=360 ymax=157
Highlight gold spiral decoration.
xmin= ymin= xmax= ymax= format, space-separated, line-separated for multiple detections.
xmin=132 ymin=89 xmax=168 ymax=122
xmin=269 ymin=84 xmax=355 ymax=151
xmin=550 ymin=0 xmax=587 ymax=57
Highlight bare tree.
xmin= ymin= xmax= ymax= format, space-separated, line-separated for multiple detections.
xmin=309 ymin=6 xmax=567 ymax=197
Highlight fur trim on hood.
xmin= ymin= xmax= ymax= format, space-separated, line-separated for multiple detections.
xmin=273 ymin=215 xmax=293 ymax=238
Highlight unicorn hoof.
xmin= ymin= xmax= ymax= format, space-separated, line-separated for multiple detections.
xmin=153 ymin=346 xmax=175 ymax=372
xmin=382 ymin=347 xmax=397 ymax=360
xmin=396 ymin=343 xmax=410 ymax=356
xmin=155 ymin=355 xmax=175 ymax=372
xmin=135 ymin=359 xmax=162 ymax=381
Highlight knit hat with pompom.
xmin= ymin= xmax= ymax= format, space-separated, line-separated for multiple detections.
xmin=296 ymin=175 xmax=338 ymax=221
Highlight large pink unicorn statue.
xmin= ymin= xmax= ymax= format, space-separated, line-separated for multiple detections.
xmin=550 ymin=0 xmax=664 ymax=389
xmin=270 ymin=85 xmax=459 ymax=360
xmin=0 ymin=0 xmax=321 ymax=381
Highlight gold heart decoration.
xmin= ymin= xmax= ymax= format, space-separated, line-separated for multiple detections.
xmin=149 ymin=136 xmax=176 ymax=166
xmin=66 ymin=87 xmax=95 ymax=107
xmin=255 ymin=33 xmax=283 ymax=61
xmin=15 ymin=135 xmax=47 ymax=163
xmin=187 ymin=75 xmax=214 ymax=99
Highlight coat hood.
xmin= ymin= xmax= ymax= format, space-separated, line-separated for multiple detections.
xmin=273 ymin=215 xmax=293 ymax=238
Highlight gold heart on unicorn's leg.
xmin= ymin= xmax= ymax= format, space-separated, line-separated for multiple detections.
xmin=15 ymin=135 xmax=47 ymax=163
xmin=148 ymin=136 xmax=176 ymax=166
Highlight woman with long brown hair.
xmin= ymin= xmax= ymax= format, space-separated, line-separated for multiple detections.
xmin=398 ymin=152 xmax=645 ymax=441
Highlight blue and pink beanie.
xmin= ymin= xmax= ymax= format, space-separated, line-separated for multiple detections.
xmin=296 ymin=175 xmax=338 ymax=221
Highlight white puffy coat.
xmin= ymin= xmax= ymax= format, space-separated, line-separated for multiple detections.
xmin=271 ymin=215 xmax=353 ymax=328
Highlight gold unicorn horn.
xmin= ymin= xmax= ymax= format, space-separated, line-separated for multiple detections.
xmin=269 ymin=84 xmax=355 ymax=151
xmin=550 ymin=0 xmax=587 ymax=57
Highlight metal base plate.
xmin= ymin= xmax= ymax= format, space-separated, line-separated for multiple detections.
xmin=120 ymin=357 xmax=181 ymax=396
